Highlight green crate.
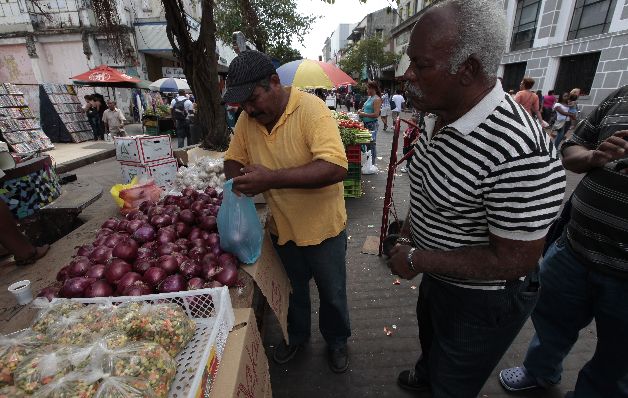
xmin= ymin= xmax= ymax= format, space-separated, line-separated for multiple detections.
xmin=144 ymin=127 xmax=159 ymax=135
xmin=347 ymin=163 xmax=361 ymax=180
xmin=343 ymin=181 xmax=362 ymax=198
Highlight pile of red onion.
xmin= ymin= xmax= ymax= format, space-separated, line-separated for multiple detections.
xmin=38 ymin=187 xmax=241 ymax=300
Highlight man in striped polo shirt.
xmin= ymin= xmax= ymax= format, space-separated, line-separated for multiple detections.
xmin=499 ymin=88 xmax=628 ymax=397
xmin=387 ymin=1 xmax=566 ymax=396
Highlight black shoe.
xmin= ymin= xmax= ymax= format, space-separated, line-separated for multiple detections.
xmin=272 ymin=341 xmax=301 ymax=365
xmin=397 ymin=369 xmax=431 ymax=392
xmin=328 ymin=345 xmax=349 ymax=373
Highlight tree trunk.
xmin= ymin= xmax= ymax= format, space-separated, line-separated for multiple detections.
xmin=162 ymin=0 xmax=229 ymax=150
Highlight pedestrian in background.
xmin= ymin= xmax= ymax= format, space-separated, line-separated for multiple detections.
xmin=170 ymin=89 xmax=193 ymax=148
xmin=358 ymin=81 xmax=382 ymax=164
xmin=391 ymin=89 xmax=405 ymax=120
xmin=83 ymin=94 xmax=103 ymax=141
xmin=380 ymin=89 xmax=392 ymax=131
xmin=102 ymin=100 xmax=126 ymax=138
xmin=536 ymin=90 xmax=543 ymax=113
xmin=499 ymin=85 xmax=628 ymax=398
xmin=389 ymin=1 xmax=566 ymax=396
xmin=222 ymin=50 xmax=351 ymax=374
xmin=514 ymin=77 xmax=544 ymax=122
xmin=542 ymin=90 xmax=557 ymax=123
xmin=552 ymin=92 xmax=576 ymax=147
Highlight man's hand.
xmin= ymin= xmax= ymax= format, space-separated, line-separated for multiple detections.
xmin=588 ymin=130 xmax=628 ymax=168
xmin=387 ymin=244 xmax=420 ymax=280
xmin=232 ymin=164 xmax=275 ymax=197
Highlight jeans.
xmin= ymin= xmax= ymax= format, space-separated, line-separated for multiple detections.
xmin=414 ymin=274 xmax=539 ymax=398
xmin=523 ymin=239 xmax=628 ymax=398
xmin=554 ymin=124 xmax=567 ymax=147
xmin=363 ymin=120 xmax=378 ymax=162
xmin=176 ymin=119 xmax=190 ymax=148
xmin=89 ymin=116 xmax=103 ymax=140
xmin=271 ymin=230 xmax=351 ymax=349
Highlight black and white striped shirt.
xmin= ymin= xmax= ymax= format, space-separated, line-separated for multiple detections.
xmin=408 ymin=84 xmax=566 ymax=290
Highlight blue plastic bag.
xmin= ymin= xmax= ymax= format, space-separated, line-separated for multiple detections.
xmin=217 ymin=179 xmax=263 ymax=264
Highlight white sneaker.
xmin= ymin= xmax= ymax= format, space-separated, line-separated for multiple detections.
xmin=400 ymin=167 xmax=407 ymax=173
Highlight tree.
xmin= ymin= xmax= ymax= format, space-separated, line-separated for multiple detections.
xmin=339 ymin=36 xmax=398 ymax=82
xmin=267 ymin=44 xmax=303 ymax=65
xmin=214 ymin=0 xmax=317 ymax=53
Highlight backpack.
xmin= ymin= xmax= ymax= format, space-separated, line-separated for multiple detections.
xmin=390 ymin=99 xmax=397 ymax=111
xmin=172 ymin=99 xmax=188 ymax=121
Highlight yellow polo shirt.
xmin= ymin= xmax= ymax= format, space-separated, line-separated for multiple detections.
xmin=224 ymin=88 xmax=348 ymax=246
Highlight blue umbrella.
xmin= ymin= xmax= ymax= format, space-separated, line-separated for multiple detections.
xmin=149 ymin=78 xmax=190 ymax=93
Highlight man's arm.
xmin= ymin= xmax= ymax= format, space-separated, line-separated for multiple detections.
xmin=224 ymin=159 xmax=245 ymax=180
xmin=232 ymin=160 xmax=346 ymax=196
xmin=389 ymin=234 xmax=543 ymax=280
xmin=562 ymin=130 xmax=628 ymax=173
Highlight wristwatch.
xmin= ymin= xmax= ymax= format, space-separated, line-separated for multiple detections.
xmin=396 ymin=237 xmax=413 ymax=246
xmin=407 ymin=248 xmax=417 ymax=272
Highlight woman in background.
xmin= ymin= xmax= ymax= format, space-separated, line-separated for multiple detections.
xmin=358 ymin=81 xmax=382 ymax=165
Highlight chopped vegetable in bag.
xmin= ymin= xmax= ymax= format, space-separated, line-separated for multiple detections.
xmin=0 ymin=329 xmax=48 ymax=386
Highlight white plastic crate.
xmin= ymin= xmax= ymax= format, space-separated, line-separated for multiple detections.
xmin=61 ymin=286 xmax=235 ymax=398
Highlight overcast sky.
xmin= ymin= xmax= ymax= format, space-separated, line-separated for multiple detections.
xmin=292 ymin=0 xmax=394 ymax=60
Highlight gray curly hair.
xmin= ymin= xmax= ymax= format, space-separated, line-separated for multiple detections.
xmin=428 ymin=0 xmax=508 ymax=77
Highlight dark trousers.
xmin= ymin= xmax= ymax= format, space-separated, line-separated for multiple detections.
xmin=524 ymin=240 xmax=628 ymax=398
xmin=89 ymin=116 xmax=103 ymax=140
xmin=271 ymin=230 xmax=351 ymax=349
xmin=414 ymin=274 xmax=538 ymax=398
xmin=402 ymin=145 xmax=412 ymax=168
xmin=175 ymin=119 xmax=190 ymax=148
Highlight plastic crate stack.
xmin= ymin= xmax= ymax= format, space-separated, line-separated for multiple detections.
xmin=343 ymin=144 xmax=362 ymax=198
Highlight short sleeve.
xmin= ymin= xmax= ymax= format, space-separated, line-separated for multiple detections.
xmin=224 ymin=116 xmax=250 ymax=166
xmin=304 ymin=102 xmax=348 ymax=169
xmin=483 ymin=153 xmax=566 ymax=241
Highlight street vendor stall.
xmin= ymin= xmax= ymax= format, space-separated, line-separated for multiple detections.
xmin=331 ymin=111 xmax=372 ymax=198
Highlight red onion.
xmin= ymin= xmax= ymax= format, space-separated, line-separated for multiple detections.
xmin=105 ymin=261 xmax=132 ymax=284
xmin=198 ymin=215 xmax=217 ymax=231
xmin=104 ymin=233 xmax=126 ymax=248
xmin=86 ymin=264 xmax=106 ymax=279
xmin=56 ymin=266 xmax=70 ymax=282
xmin=197 ymin=193 xmax=212 ymax=203
xmin=147 ymin=205 xmax=165 ymax=218
xmin=219 ymin=253 xmax=238 ymax=268
xmin=174 ymin=222 xmax=191 ymax=238
xmin=200 ymin=230 xmax=212 ymax=241
xmin=182 ymin=187 xmax=197 ymax=198
xmin=171 ymin=252 xmax=190 ymax=267
xmin=190 ymin=238 xmax=206 ymax=248
xmin=158 ymin=274 xmax=186 ymax=293
xmin=101 ymin=218 xmax=119 ymax=230
xmin=157 ymin=242 xmax=177 ymax=257
xmin=178 ymin=209 xmax=195 ymax=224
xmin=187 ymin=277 xmax=205 ymax=290
xmin=151 ymin=214 xmax=172 ymax=228
xmin=163 ymin=195 xmax=178 ymax=206
xmin=37 ymin=283 xmax=61 ymax=301
xmin=117 ymin=272 xmax=143 ymax=293
xmin=133 ymin=225 xmax=156 ymax=243
xmin=201 ymin=261 xmax=219 ymax=280
xmin=143 ymin=266 xmax=167 ymax=288
xmin=122 ymin=281 xmax=153 ymax=296
xmin=188 ymin=227 xmax=203 ymax=241
xmin=179 ymin=260 xmax=202 ymax=279
xmin=177 ymin=196 xmax=192 ymax=209
xmin=67 ymin=257 xmax=91 ymax=277
xmin=126 ymin=220 xmax=144 ymax=234
xmin=125 ymin=209 xmax=143 ymax=220
xmin=136 ymin=247 xmax=156 ymax=260
xmin=190 ymin=200 xmax=205 ymax=214
xmin=141 ymin=241 xmax=158 ymax=250
xmin=201 ymin=253 xmax=216 ymax=266
xmin=174 ymin=238 xmax=191 ymax=251
xmin=188 ymin=246 xmax=207 ymax=262
xmin=139 ymin=200 xmax=155 ymax=213
xmin=133 ymin=259 xmax=154 ymax=274
xmin=93 ymin=235 xmax=109 ymax=247
xmin=96 ymin=228 xmax=114 ymax=238
xmin=157 ymin=255 xmax=179 ymax=275
xmin=211 ymin=245 xmax=223 ymax=258
xmin=112 ymin=239 xmax=138 ymax=262
xmin=61 ymin=277 xmax=95 ymax=298
xmin=84 ymin=279 xmax=113 ymax=298
xmin=75 ymin=245 xmax=94 ymax=257
xmin=215 ymin=262 xmax=238 ymax=286
xmin=203 ymin=280 xmax=223 ymax=289
xmin=89 ymin=246 xmax=113 ymax=263
xmin=157 ymin=228 xmax=176 ymax=244
xmin=209 ymin=206 xmax=219 ymax=217
xmin=218 ymin=191 xmax=223 ymax=200
xmin=204 ymin=187 xmax=218 ymax=198
xmin=117 ymin=220 xmax=130 ymax=232
xmin=206 ymin=233 xmax=220 ymax=248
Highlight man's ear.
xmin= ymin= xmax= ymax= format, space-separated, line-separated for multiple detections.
xmin=270 ymin=74 xmax=282 ymax=87
xmin=458 ymin=55 xmax=482 ymax=86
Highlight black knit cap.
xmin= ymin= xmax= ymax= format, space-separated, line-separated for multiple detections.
xmin=222 ymin=50 xmax=277 ymax=104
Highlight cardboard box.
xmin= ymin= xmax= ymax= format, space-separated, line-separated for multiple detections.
xmin=120 ymin=158 xmax=178 ymax=190
xmin=115 ymin=135 xmax=173 ymax=164
xmin=210 ymin=308 xmax=272 ymax=398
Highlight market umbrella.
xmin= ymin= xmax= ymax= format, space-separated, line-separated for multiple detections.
xmin=70 ymin=65 xmax=141 ymax=87
xmin=277 ymin=59 xmax=356 ymax=89
xmin=149 ymin=78 xmax=190 ymax=93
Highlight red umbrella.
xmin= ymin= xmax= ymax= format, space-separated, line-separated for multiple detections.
xmin=70 ymin=65 xmax=140 ymax=86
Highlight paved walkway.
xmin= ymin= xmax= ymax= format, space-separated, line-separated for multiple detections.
xmin=262 ymin=111 xmax=593 ymax=398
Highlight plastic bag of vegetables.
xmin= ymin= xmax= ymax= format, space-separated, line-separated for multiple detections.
xmin=31 ymin=299 xmax=84 ymax=335
xmin=31 ymin=371 xmax=101 ymax=398
xmin=0 ymin=329 xmax=48 ymax=386
xmin=13 ymin=345 xmax=77 ymax=393
xmin=217 ymin=179 xmax=263 ymax=264
xmin=94 ymin=375 xmax=155 ymax=398
xmin=0 ymin=385 xmax=27 ymax=397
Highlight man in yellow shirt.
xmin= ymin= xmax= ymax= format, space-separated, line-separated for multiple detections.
xmin=223 ymin=50 xmax=351 ymax=373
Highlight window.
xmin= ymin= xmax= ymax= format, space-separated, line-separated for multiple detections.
xmin=501 ymin=62 xmax=527 ymax=93
xmin=568 ymin=0 xmax=617 ymax=40
xmin=554 ymin=52 xmax=601 ymax=96
xmin=510 ymin=0 xmax=542 ymax=51
xmin=375 ymin=29 xmax=383 ymax=38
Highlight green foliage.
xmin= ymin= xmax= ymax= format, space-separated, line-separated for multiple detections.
xmin=267 ymin=43 xmax=303 ymax=65
xmin=339 ymin=36 xmax=398 ymax=81
xmin=214 ymin=0 xmax=317 ymax=52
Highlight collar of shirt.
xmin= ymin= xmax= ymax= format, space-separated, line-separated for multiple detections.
xmin=446 ymin=83 xmax=505 ymax=136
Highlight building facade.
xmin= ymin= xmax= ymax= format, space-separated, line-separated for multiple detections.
xmin=500 ymin=0 xmax=628 ymax=115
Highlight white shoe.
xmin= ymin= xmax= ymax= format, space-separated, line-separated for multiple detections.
xmin=400 ymin=167 xmax=407 ymax=173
